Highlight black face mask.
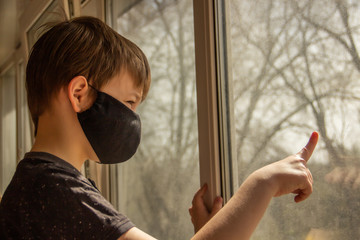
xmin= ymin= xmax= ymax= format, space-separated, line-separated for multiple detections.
xmin=77 ymin=88 xmax=141 ymax=164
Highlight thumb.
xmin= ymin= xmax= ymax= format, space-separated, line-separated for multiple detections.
xmin=210 ymin=196 xmax=223 ymax=217
xmin=297 ymin=131 xmax=319 ymax=162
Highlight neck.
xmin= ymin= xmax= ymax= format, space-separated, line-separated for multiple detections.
xmin=31 ymin=112 xmax=90 ymax=171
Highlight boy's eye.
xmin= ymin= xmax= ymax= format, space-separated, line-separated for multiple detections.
xmin=125 ymin=101 xmax=136 ymax=110
xmin=126 ymin=101 xmax=135 ymax=106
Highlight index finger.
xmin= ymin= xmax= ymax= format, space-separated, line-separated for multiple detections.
xmin=297 ymin=132 xmax=319 ymax=162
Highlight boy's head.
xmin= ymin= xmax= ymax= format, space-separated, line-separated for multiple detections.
xmin=26 ymin=16 xmax=151 ymax=131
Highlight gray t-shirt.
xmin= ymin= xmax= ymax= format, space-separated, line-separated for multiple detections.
xmin=0 ymin=152 xmax=134 ymax=240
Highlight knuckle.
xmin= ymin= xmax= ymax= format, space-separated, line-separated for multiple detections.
xmin=298 ymin=158 xmax=307 ymax=165
xmin=300 ymin=147 xmax=309 ymax=156
xmin=302 ymin=147 xmax=309 ymax=153
xmin=299 ymin=170 xmax=309 ymax=180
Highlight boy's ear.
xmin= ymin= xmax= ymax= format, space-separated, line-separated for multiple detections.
xmin=67 ymin=76 xmax=90 ymax=113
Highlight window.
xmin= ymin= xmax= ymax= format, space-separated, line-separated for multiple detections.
xmin=26 ymin=0 xmax=62 ymax=50
xmin=16 ymin=62 xmax=32 ymax=162
xmin=0 ymin=65 xmax=17 ymax=194
xmin=221 ymin=0 xmax=360 ymax=239
xmin=107 ymin=1 xmax=199 ymax=239
xmin=80 ymin=0 xmax=103 ymax=18
xmin=2 ymin=0 xmax=357 ymax=238
xmin=0 ymin=0 xmax=68 ymax=194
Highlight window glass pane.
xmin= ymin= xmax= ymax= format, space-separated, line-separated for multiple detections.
xmin=17 ymin=62 xmax=32 ymax=160
xmin=1 ymin=66 xmax=17 ymax=194
xmin=80 ymin=0 xmax=102 ymax=18
xmin=108 ymin=1 xmax=198 ymax=239
xmin=27 ymin=1 xmax=63 ymax=51
xmin=228 ymin=0 xmax=360 ymax=239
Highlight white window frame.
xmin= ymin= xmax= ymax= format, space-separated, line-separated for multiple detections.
xmin=192 ymin=0 xmax=222 ymax=208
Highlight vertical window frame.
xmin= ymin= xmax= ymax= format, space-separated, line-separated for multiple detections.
xmin=213 ymin=0 xmax=238 ymax=201
xmin=0 ymin=62 xmax=17 ymax=194
xmin=193 ymin=0 xmax=222 ymax=208
xmin=193 ymin=0 xmax=238 ymax=205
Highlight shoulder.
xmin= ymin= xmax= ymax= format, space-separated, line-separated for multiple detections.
xmin=1 ymin=153 xmax=87 ymax=215
xmin=1 ymin=153 xmax=134 ymax=239
xmin=6 ymin=153 xmax=85 ymax=198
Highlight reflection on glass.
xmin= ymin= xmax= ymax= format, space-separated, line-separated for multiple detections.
xmin=109 ymin=1 xmax=198 ymax=239
xmin=228 ymin=0 xmax=360 ymax=239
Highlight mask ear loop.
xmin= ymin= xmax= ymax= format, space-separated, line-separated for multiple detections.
xmin=87 ymin=84 xmax=98 ymax=92
xmin=87 ymin=83 xmax=99 ymax=103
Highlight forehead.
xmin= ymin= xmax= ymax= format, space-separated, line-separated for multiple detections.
xmin=100 ymin=71 xmax=143 ymax=101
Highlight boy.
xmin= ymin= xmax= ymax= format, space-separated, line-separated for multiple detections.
xmin=0 ymin=16 xmax=318 ymax=240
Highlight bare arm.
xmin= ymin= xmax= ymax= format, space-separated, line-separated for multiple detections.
xmin=118 ymin=227 xmax=158 ymax=240
xmin=117 ymin=132 xmax=318 ymax=240
xmin=191 ymin=132 xmax=319 ymax=240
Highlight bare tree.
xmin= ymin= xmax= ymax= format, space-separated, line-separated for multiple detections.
xmin=114 ymin=0 xmax=199 ymax=239
xmin=229 ymin=0 xmax=360 ymax=238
